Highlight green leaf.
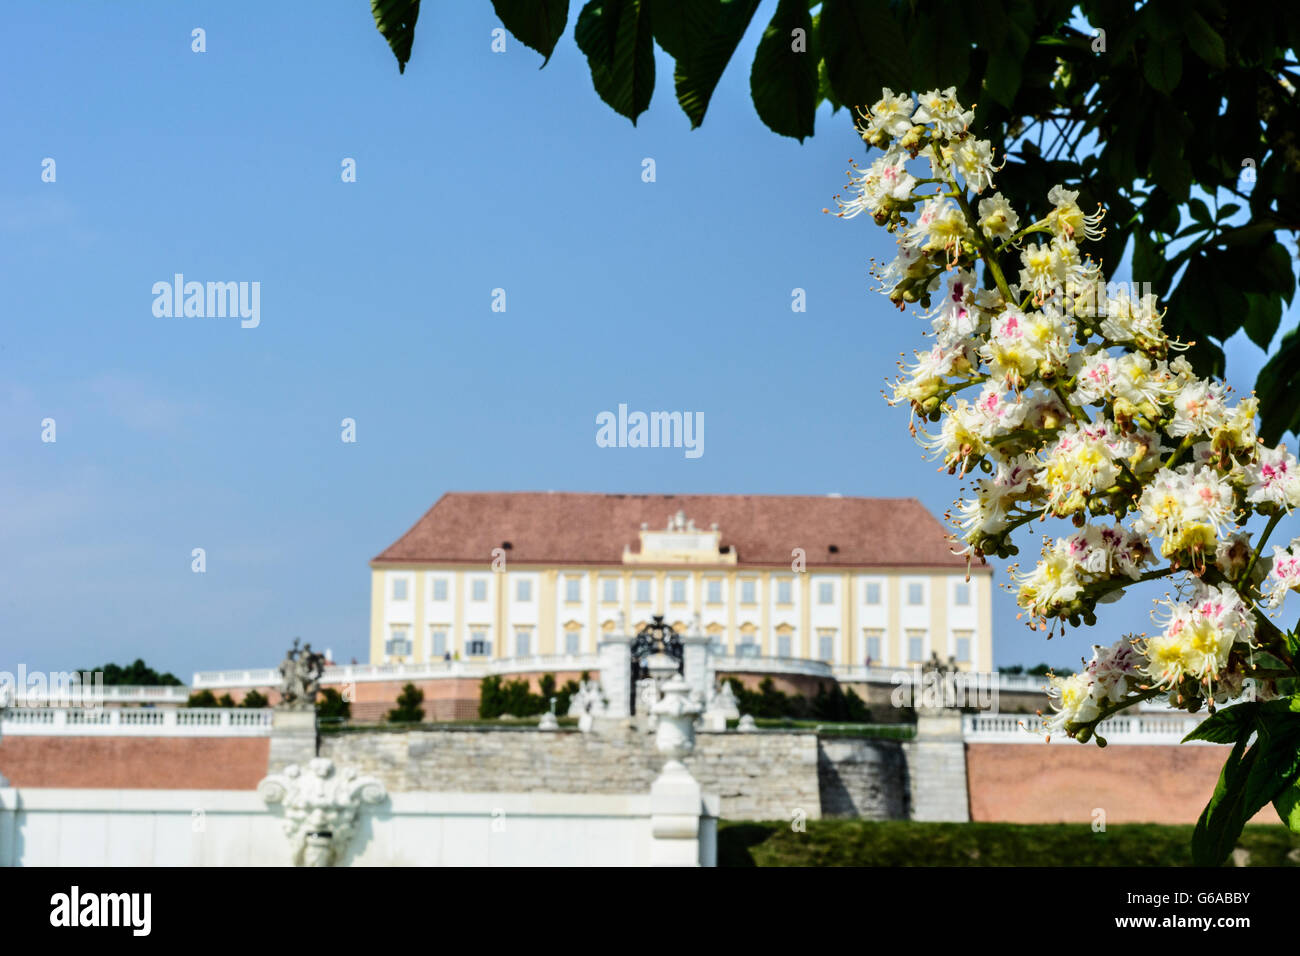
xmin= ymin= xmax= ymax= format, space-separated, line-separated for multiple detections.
xmin=1255 ymin=326 xmax=1300 ymax=444
xmin=371 ymin=0 xmax=421 ymax=74
xmin=491 ymin=0 xmax=570 ymax=65
xmin=1188 ymin=198 xmax=1211 ymax=225
xmin=1143 ymin=42 xmax=1182 ymax=94
xmin=1239 ymin=709 xmax=1300 ymax=822
xmin=1243 ymin=292 xmax=1282 ymax=350
xmin=653 ymin=0 xmax=760 ymax=128
xmin=749 ymin=0 xmax=816 ymax=141
xmin=1167 ymin=254 xmax=1246 ymax=345
xmin=1275 ymin=779 xmax=1300 ymax=832
xmin=820 ymin=0 xmax=910 ymax=109
xmin=1184 ymin=12 xmax=1227 ymax=70
xmin=1184 ymin=701 xmax=1259 ymax=743
xmin=575 ymin=0 xmax=656 ymax=124
xmin=1192 ymin=730 xmax=1257 ymax=866
xmin=983 ymin=46 xmax=1022 ymax=109
xmin=1256 ymin=240 xmax=1297 ymax=303
xmin=816 ymin=58 xmax=842 ymax=113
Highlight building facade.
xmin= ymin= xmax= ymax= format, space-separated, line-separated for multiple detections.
xmin=368 ymin=492 xmax=994 ymax=671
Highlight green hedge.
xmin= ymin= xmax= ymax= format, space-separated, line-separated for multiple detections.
xmin=479 ymin=673 xmax=580 ymax=719
xmin=724 ymin=677 xmax=872 ymax=722
xmin=717 ymin=820 xmax=1300 ymax=867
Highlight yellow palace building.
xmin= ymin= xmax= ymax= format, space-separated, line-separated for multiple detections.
xmin=369 ymin=492 xmax=993 ymax=672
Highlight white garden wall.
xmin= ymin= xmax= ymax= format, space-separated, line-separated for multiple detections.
xmin=0 ymin=788 xmax=718 ymax=867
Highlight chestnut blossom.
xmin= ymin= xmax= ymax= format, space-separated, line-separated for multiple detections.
xmin=841 ymin=86 xmax=1292 ymax=733
xmin=1244 ymin=444 xmax=1300 ymax=510
xmin=1142 ymin=585 xmax=1256 ymax=690
xmin=1263 ymin=541 xmax=1300 ymax=608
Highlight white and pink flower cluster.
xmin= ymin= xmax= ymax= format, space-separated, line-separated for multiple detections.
xmin=839 ymin=88 xmax=1298 ymax=737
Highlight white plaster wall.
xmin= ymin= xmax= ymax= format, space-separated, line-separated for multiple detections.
xmin=507 ymin=571 xmax=540 ymax=656
xmin=946 ymin=574 xmax=978 ymax=664
xmin=554 ymin=570 xmax=591 ymax=652
xmin=809 ymin=574 xmax=841 ymax=663
xmin=900 ymin=575 xmax=930 ymax=660
xmin=857 ymin=574 xmax=889 ymax=664
xmin=463 ymin=572 xmax=496 ymax=656
xmin=0 ymin=789 xmax=717 ymax=867
xmin=425 ymin=571 xmax=455 ymax=657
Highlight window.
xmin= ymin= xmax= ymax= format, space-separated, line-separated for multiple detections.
xmin=471 ymin=579 xmax=488 ymax=602
xmin=670 ymin=578 xmax=686 ymax=604
xmin=391 ymin=578 xmax=408 ymax=601
xmin=777 ymin=633 xmax=792 ymax=658
xmin=818 ymin=581 xmax=834 ymax=605
xmin=817 ymin=632 xmax=835 ymax=662
xmin=907 ymin=582 xmax=924 ymax=606
xmin=864 ymin=629 xmax=883 ymax=664
xmin=565 ymin=577 xmax=581 ymax=602
xmin=954 ymin=630 xmax=972 ymax=663
xmin=708 ymin=634 xmax=725 ymax=656
xmin=565 ymin=631 xmax=580 ymax=655
xmin=635 ymin=579 xmax=651 ymax=603
xmin=740 ymin=579 xmax=757 ymax=605
xmin=516 ymin=629 xmax=532 ymax=657
xmin=864 ymin=581 xmax=882 ymax=605
xmin=431 ymin=578 xmax=448 ymax=601
xmin=706 ymin=579 xmax=723 ymax=605
xmin=602 ymin=579 xmax=618 ymax=603
xmin=907 ymin=629 xmax=925 ymax=662
xmin=516 ymin=579 xmax=532 ymax=602
xmin=776 ymin=579 xmax=793 ymax=605
xmin=954 ymin=582 xmax=971 ymax=606
xmin=386 ymin=627 xmax=411 ymax=657
xmin=430 ymin=628 xmax=447 ymax=658
xmin=467 ymin=629 xmax=491 ymax=657
xmin=739 ymin=632 xmax=759 ymax=657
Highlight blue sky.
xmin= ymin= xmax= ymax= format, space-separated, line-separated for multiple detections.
xmin=2 ymin=1 xmax=1296 ymax=680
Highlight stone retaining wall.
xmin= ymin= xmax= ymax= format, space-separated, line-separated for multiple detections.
xmin=321 ymin=727 xmax=822 ymax=821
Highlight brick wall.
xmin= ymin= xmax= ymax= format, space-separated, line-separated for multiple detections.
xmin=966 ymin=743 xmax=1275 ymax=824
xmin=0 ymin=736 xmax=270 ymax=790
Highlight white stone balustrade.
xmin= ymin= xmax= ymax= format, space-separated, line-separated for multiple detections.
xmin=1 ymin=707 xmax=273 ymax=737
xmin=191 ymin=654 xmax=602 ymax=689
xmin=962 ymin=711 xmax=1210 ymax=744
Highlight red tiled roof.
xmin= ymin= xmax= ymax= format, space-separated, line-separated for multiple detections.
xmin=372 ymin=492 xmax=983 ymax=571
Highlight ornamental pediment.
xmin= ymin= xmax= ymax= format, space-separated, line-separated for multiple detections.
xmin=623 ymin=510 xmax=737 ymax=565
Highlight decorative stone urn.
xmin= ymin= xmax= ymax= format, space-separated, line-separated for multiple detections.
xmin=258 ymin=757 xmax=387 ymax=867
xmin=652 ymin=674 xmax=703 ymax=768
xmin=649 ymin=675 xmax=707 ymax=866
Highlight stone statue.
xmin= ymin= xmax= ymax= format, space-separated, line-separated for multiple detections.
xmin=565 ymin=679 xmax=608 ymax=718
xmin=257 ymin=757 xmax=387 ymax=866
xmin=707 ymin=680 xmax=741 ymax=720
xmin=923 ymin=651 xmax=957 ymax=676
xmin=278 ymin=638 xmax=326 ymax=710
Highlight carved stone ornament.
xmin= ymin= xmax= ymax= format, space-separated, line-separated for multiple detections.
xmin=258 ymin=757 xmax=387 ymax=866
xmin=652 ymin=674 xmax=703 ymax=767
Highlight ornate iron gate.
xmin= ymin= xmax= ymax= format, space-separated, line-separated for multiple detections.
xmin=629 ymin=615 xmax=683 ymax=715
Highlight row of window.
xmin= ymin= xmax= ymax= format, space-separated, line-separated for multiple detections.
xmin=390 ymin=575 xmax=973 ymax=608
xmin=384 ymin=625 xmax=973 ymax=664
xmin=386 ymin=626 xmax=575 ymax=659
